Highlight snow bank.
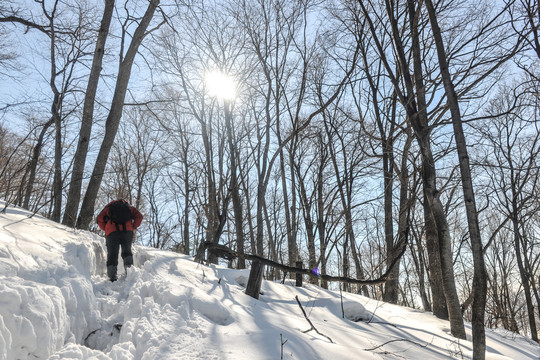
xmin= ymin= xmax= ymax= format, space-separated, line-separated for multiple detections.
xmin=0 ymin=204 xmax=105 ymax=359
xmin=0 ymin=278 xmax=68 ymax=359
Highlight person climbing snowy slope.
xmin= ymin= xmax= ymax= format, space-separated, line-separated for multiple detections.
xmin=97 ymin=199 xmax=143 ymax=282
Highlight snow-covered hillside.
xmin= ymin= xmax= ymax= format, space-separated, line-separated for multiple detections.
xmin=0 ymin=201 xmax=538 ymax=360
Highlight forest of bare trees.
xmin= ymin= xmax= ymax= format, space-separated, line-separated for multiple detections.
xmin=0 ymin=0 xmax=538 ymax=358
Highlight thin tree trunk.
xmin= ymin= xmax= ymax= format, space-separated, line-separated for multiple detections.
xmin=410 ymin=227 xmax=432 ymax=311
xmin=51 ymin=94 xmax=62 ymax=222
xmin=316 ymin=155 xmax=326 ymax=285
xmin=296 ymin=164 xmax=317 ymax=285
xmin=224 ymin=102 xmax=245 ymax=268
xmin=387 ymin=128 xmax=413 ymax=304
xmin=324 ymin=120 xmax=368 ymax=296
xmin=46 ymin=2 xmax=62 ymax=222
xmin=279 ymin=144 xmax=297 ymax=268
xmin=263 ymin=201 xmax=280 ymax=279
xmin=382 ymin=133 xmax=396 ymax=302
xmin=512 ymin=217 xmax=539 ymax=342
xmin=23 ymin=119 xmax=54 ymax=209
xmin=183 ymin=151 xmax=190 ymax=255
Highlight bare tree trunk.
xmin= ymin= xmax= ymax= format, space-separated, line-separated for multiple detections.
xmin=410 ymin=225 xmax=432 ymax=312
xmin=224 ymin=102 xmax=245 ymax=268
xmin=43 ymin=1 xmax=63 ymax=222
xmin=279 ymin=140 xmax=298 ymax=268
xmin=401 ymin=0 xmax=450 ymax=322
xmin=263 ymin=201 xmax=279 ymax=279
xmin=512 ymin=213 xmax=539 ymax=342
xmin=522 ymin=230 xmax=540 ymax=341
xmin=193 ymin=114 xmax=228 ymax=264
xmin=77 ymin=0 xmax=160 ymax=229
xmin=63 ymin=0 xmax=115 ymax=227
xmin=51 ymin=95 xmax=62 ymax=222
xmin=380 ymin=106 xmax=396 ymax=302
xmin=428 ymin=162 xmax=467 ymax=340
xmin=245 ymin=259 xmax=264 ymax=299
xmin=424 ymin=0 xmax=488 ymax=354
xmin=409 ymin=0 xmax=465 ymax=337
xmin=182 ymin=151 xmax=191 ymax=255
xmin=387 ymin=128 xmax=414 ymax=304
xmin=23 ymin=119 xmax=54 ymax=209
xmin=323 ymin=118 xmax=368 ymax=296
xmin=296 ymin=162 xmax=318 ymax=285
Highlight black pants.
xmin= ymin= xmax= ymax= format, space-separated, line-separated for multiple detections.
xmin=106 ymin=231 xmax=134 ymax=268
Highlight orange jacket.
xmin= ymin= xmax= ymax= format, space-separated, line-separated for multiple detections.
xmin=97 ymin=200 xmax=143 ymax=236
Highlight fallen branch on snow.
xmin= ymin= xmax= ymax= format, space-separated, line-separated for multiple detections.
xmin=363 ymin=337 xmax=430 ymax=351
xmin=202 ymin=242 xmax=406 ymax=286
xmin=295 ymin=295 xmax=334 ymax=343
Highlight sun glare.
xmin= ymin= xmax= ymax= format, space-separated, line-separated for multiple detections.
xmin=205 ymin=71 xmax=236 ymax=100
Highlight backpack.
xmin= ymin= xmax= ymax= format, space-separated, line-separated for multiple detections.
xmin=108 ymin=200 xmax=132 ymax=231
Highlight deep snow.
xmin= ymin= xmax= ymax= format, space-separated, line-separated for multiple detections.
xmin=0 ymin=201 xmax=538 ymax=359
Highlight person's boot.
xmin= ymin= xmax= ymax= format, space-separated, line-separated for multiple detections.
xmin=123 ymin=256 xmax=133 ymax=274
xmin=107 ymin=265 xmax=118 ymax=282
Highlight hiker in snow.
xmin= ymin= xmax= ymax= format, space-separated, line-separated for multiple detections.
xmin=97 ymin=199 xmax=143 ymax=282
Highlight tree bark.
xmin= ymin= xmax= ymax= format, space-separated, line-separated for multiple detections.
xmin=408 ymin=0 xmax=465 ymax=337
xmin=403 ymin=0 xmax=451 ymax=322
xmin=410 ymin=225 xmax=432 ymax=312
xmin=245 ymin=258 xmax=264 ymax=299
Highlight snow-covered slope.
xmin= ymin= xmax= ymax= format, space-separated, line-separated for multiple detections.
xmin=0 ymin=202 xmax=538 ymax=360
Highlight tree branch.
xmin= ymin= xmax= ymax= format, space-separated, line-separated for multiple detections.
xmin=0 ymin=16 xmax=49 ymax=34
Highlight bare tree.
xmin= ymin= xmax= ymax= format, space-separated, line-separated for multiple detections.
xmin=424 ymin=0 xmax=488 ymax=355
xmin=1 ymin=1 xmax=96 ymax=220
xmin=484 ymin=220 xmax=520 ymax=333
xmin=63 ymin=0 xmax=115 ymax=227
xmin=238 ymin=0 xmax=360 ymax=299
xmin=356 ymin=0 xmax=465 ymax=335
xmin=478 ymin=87 xmax=540 ymax=342
xmin=77 ymin=0 xmax=164 ymax=229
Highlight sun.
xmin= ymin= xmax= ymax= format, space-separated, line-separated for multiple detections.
xmin=205 ymin=71 xmax=236 ymax=100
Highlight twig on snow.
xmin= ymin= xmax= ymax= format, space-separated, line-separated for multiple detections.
xmin=363 ymin=337 xmax=430 ymax=352
xmin=295 ymin=295 xmax=334 ymax=343
xmin=280 ymin=333 xmax=288 ymax=359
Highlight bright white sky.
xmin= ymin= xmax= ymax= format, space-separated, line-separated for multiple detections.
xmin=206 ymin=71 xmax=237 ymax=101
xmin=0 ymin=200 xmax=539 ymax=359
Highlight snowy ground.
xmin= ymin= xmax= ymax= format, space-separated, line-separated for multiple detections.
xmin=0 ymin=201 xmax=539 ymax=360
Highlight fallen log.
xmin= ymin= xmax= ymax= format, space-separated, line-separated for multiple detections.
xmin=202 ymin=241 xmax=406 ymax=286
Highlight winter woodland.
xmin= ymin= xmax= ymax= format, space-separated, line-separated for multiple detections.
xmin=0 ymin=1 xmax=539 ymax=359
